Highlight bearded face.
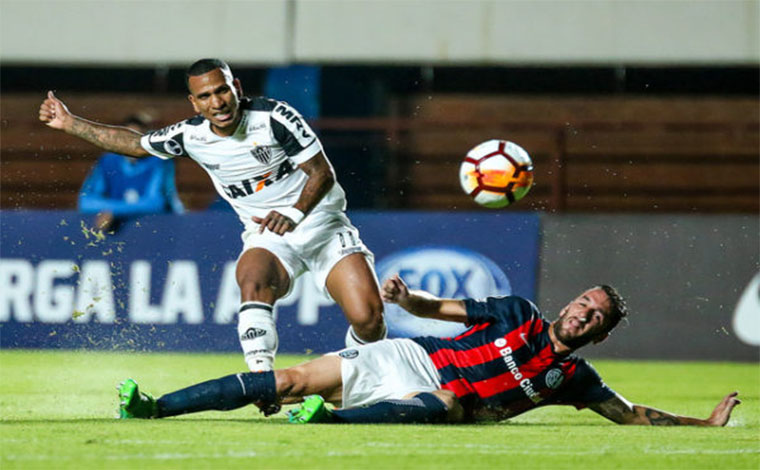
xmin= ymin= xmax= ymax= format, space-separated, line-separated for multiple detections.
xmin=553 ymin=288 xmax=613 ymax=349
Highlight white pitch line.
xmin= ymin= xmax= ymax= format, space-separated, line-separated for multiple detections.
xmin=2 ymin=447 xmax=757 ymax=462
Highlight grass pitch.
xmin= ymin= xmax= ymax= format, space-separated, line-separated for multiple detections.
xmin=1 ymin=350 xmax=757 ymax=469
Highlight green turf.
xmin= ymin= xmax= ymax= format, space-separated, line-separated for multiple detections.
xmin=1 ymin=350 xmax=757 ymax=469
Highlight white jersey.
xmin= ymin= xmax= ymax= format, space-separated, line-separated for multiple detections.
xmin=140 ymin=97 xmax=347 ymax=229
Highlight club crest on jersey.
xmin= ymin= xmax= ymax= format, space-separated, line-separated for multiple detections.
xmin=545 ymin=368 xmax=564 ymax=389
xmin=250 ymin=145 xmax=273 ymax=164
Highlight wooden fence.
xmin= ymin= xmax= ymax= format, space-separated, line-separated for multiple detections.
xmin=2 ymin=93 xmax=757 ymax=213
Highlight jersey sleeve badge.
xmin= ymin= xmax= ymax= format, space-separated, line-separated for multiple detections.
xmin=141 ymin=120 xmax=193 ymax=159
xmin=270 ymin=102 xmax=320 ymax=163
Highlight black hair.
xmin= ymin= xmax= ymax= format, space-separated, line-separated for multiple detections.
xmin=594 ymin=284 xmax=629 ymax=332
xmin=185 ymin=58 xmax=232 ymax=89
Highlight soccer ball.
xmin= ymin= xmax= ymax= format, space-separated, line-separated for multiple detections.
xmin=459 ymin=139 xmax=534 ymax=208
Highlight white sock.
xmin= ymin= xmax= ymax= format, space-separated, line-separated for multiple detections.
xmin=344 ymin=322 xmax=387 ymax=348
xmin=238 ymin=302 xmax=278 ymax=372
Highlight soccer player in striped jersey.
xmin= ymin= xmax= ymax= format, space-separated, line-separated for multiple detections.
xmin=118 ymin=275 xmax=740 ymax=426
xmin=39 ymin=59 xmax=386 ymax=376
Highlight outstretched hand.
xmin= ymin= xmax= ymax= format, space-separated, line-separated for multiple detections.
xmin=252 ymin=211 xmax=297 ymax=236
xmin=381 ymin=274 xmax=410 ymax=305
xmin=706 ymin=391 xmax=741 ymax=426
xmin=39 ymin=91 xmax=73 ymax=130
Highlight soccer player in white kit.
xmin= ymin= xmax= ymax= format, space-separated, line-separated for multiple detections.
xmin=38 ymin=58 xmax=387 ymax=372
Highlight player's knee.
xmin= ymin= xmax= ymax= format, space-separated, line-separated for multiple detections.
xmin=350 ymin=309 xmax=385 ymax=342
xmin=275 ymin=367 xmax=308 ymax=397
xmin=238 ymin=276 xmax=279 ymax=303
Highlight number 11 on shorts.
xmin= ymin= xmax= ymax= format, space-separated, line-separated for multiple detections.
xmin=337 ymin=231 xmax=358 ymax=248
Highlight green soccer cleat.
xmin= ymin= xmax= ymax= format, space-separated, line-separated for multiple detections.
xmin=118 ymin=378 xmax=158 ymax=419
xmin=287 ymin=395 xmax=333 ymax=424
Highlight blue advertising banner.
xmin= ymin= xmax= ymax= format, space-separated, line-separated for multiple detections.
xmin=0 ymin=210 xmax=539 ymax=354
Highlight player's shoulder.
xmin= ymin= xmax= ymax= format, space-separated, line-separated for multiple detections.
xmin=240 ymin=96 xmax=279 ymax=113
xmin=464 ymin=295 xmax=541 ymax=323
xmin=184 ymin=115 xmax=206 ymax=126
xmin=142 ymin=116 xmax=205 ymax=159
xmin=148 ymin=115 xmax=205 ymax=137
xmin=564 ymin=355 xmax=611 ymax=392
xmin=485 ymin=295 xmax=540 ymax=315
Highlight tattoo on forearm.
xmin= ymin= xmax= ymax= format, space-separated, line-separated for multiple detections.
xmin=644 ymin=408 xmax=680 ymax=426
xmin=297 ymin=170 xmax=332 ymax=212
xmin=71 ymin=119 xmax=143 ymax=156
xmin=600 ymin=403 xmax=626 ymax=423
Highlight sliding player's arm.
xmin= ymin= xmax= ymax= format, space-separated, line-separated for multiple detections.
xmin=381 ymin=274 xmax=468 ymax=323
xmin=589 ymin=391 xmax=741 ymax=426
xmin=39 ymin=91 xmax=149 ymax=157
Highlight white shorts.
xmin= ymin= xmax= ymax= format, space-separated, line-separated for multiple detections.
xmin=329 ymin=338 xmax=442 ymax=409
xmin=239 ymin=210 xmax=373 ymax=299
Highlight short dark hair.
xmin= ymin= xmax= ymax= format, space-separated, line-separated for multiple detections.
xmin=185 ymin=58 xmax=232 ymax=89
xmin=594 ymin=284 xmax=628 ymax=332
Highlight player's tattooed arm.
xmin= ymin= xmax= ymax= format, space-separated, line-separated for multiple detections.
xmin=589 ymin=392 xmax=741 ymax=426
xmin=68 ymin=118 xmax=149 ymax=157
xmin=294 ymin=151 xmax=335 ymax=213
xmin=39 ymin=91 xmax=149 ymax=157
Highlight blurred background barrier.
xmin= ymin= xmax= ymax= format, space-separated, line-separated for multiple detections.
xmin=1 ymin=210 xmax=755 ymax=361
xmin=0 ymin=211 xmax=539 ymax=355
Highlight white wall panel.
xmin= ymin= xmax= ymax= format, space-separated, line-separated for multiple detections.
xmin=294 ymin=0 xmax=759 ymax=64
xmin=293 ymin=0 xmax=488 ymax=62
xmin=1 ymin=0 xmax=757 ymax=65
xmin=486 ymin=1 xmax=759 ymax=64
xmin=1 ymin=0 xmax=289 ymax=65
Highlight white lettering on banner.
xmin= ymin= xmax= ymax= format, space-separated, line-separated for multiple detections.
xmin=161 ymin=261 xmax=203 ymax=324
xmin=0 ymin=259 xmax=34 ymax=322
xmin=129 ymin=260 xmax=203 ymax=324
xmin=34 ymin=260 xmax=75 ymax=323
xmin=74 ymin=261 xmax=115 ymax=323
xmin=0 ymin=258 xmax=333 ymax=326
xmin=295 ymin=274 xmax=333 ymax=325
xmin=129 ymin=261 xmax=162 ymax=323
xmin=213 ymin=262 xmax=240 ymax=324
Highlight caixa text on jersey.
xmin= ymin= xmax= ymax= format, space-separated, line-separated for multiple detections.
xmin=222 ymin=160 xmax=295 ymax=199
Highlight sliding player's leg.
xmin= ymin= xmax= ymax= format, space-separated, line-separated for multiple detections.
xmin=118 ymin=355 xmax=343 ymax=419
xmin=288 ymin=390 xmax=462 ymax=424
xmin=289 ymin=338 xmax=462 ymax=424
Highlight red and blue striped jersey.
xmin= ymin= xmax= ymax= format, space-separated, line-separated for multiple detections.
xmin=411 ymin=296 xmax=615 ymax=420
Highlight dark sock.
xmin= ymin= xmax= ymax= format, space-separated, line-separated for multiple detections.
xmin=157 ymin=372 xmax=276 ymax=418
xmin=331 ymin=392 xmax=448 ymax=424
